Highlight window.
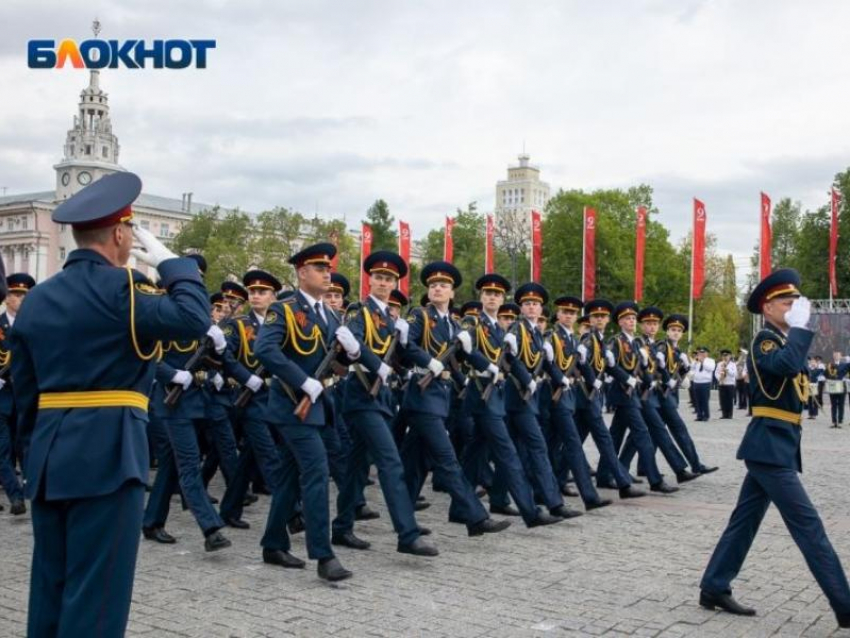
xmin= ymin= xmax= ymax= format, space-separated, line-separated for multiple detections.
xmin=22 ymin=216 xmax=28 ymax=229
xmin=102 ymin=146 xmax=108 ymax=157
xmin=59 ymin=247 xmax=66 ymax=261
xmin=60 ymin=223 xmax=66 ymax=233
xmin=140 ymin=220 xmax=150 ymax=231
xmin=86 ymin=144 xmax=92 ymax=155
xmin=160 ymin=222 xmax=170 ymax=237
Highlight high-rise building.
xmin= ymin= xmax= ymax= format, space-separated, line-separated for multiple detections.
xmin=494 ymin=153 xmax=550 ymax=218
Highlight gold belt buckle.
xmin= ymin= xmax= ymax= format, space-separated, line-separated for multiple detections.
xmin=440 ymin=370 xmax=451 ymax=380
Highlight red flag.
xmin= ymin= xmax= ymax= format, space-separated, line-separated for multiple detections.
xmin=329 ymin=229 xmax=340 ymax=271
xmin=360 ymin=223 xmax=372 ymax=300
xmin=444 ymin=216 xmax=456 ymax=262
xmin=530 ymin=210 xmax=542 ymax=282
xmin=760 ymin=192 xmax=772 ymax=279
xmin=398 ymin=220 xmax=411 ymax=296
xmin=831 ymin=187 xmax=842 ymax=297
xmin=582 ymin=207 xmax=596 ymax=301
xmin=485 ymin=214 xmax=495 ymax=274
xmin=692 ymin=199 xmax=706 ymax=300
xmin=634 ymin=206 xmax=647 ymax=302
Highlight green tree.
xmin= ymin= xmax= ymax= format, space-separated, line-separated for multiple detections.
xmin=363 ymin=199 xmax=397 ymax=252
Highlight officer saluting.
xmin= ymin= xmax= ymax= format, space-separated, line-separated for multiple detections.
xmin=9 ymin=172 xmax=210 ymax=637
xmin=700 ymin=269 xmax=850 ymax=628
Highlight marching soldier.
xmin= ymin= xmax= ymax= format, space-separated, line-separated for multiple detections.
xmin=715 ymin=349 xmax=737 ymax=419
xmin=399 ymin=261 xmax=510 ymax=536
xmin=824 ymin=351 xmax=848 ymax=428
xmin=330 ymin=250 xmax=438 ymax=556
xmin=10 ymin=172 xmax=210 ymax=637
xmin=497 ymin=302 xmax=519 ymax=332
xmin=324 ymin=272 xmax=350 ymax=311
xmin=692 ymin=347 xmax=715 ymax=421
xmin=221 ymin=281 xmax=248 ymax=319
xmin=388 ymin=289 xmax=408 ymax=320
xmin=735 ymin=349 xmax=749 ymax=410
xmin=806 ymin=357 xmax=820 ymax=419
xmin=0 ymin=273 xmax=34 ymax=516
xmin=700 ymin=269 xmax=850 ymax=629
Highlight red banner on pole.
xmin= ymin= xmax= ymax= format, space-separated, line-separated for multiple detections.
xmin=831 ymin=187 xmax=842 ymax=297
xmin=760 ymin=192 xmax=772 ymax=279
xmin=692 ymin=199 xmax=706 ymax=300
xmin=360 ymin=223 xmax=372 ymax=300
xmin=485 ymin=214 xmax=495 ymax=274
xmin=444 ymin=216 xmax=455 ymax=262
xmin=329 ymin=228 xmax=340 ymax=271
xmin=398 ymin=220 xmax=410 ymax=296
xmin=582 ymin=207 xmax=596 ymax=301
xmin=634 ymin=206 xmax=647 ymax=302
xmin=531 ymin=210 xmax=542 ymax=282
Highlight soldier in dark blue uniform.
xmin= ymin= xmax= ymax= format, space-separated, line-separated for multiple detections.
xmin=10 ymin=172 xmax=210 ymax=638
xmin=504 ymin=283 xmax=582 ymax=519
xmin=399 ymin=262 xmax=510 ymax=536
xmin=330 ymin=251 xmax=438 ymax=556
xmin=823 ymin=351 xmax=848 ymax=428
xmin=0 ymin=273 xmax=34 ymax=516
xmin=700 ymin=269 xmax=850 ymax=629
xmin=221 ymin=280 xmax=248 ymax=319
xmin=497 ymin=302 xmax=519 ymax=332
xmin=254 ymin=244 xmax=358 ymax=581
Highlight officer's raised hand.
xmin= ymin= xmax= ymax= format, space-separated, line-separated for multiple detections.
xmin=785 ymin=296 xmax=811 ymax=329
xmin=130 ymin=225 xmax=178 ymax=268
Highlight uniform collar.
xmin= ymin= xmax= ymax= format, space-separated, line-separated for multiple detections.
xmin=368 ymin=294 xmax=389 ymax=315
xmin=298 ymin=288 xmax=322 ymax=311
xmin=63 ymin=248 xmax=113 ymax=269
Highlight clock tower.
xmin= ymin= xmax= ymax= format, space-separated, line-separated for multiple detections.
xmin=53 ymin=67 xmax=123 ymax=200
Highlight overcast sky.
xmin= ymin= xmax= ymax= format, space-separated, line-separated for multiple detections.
xmin=1 ymin=0 xmax=848 ymax=283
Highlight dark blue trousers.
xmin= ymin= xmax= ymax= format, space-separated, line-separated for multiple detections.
xmin=261 ymin=421 xmax=346 ymax=560
xmin=599 ymin=404 xmax=662 ymax=486
xmin=506 ymin=410 xmax=562 ymax=510
xmin=830 ymin=393 xmax=845 ymax=425
xmin=143 ymin=415 xmax=178 ymax=529
xmin=546 ymin=404 xmax=601 ymax=505
xmin=0 ymin=412 xmax=23 ymax=503
xmin=401 ymin=413 xmax=487 ymax=526
xmin=29 ymin=481 xmax=144 ymax=638
xmin=200 ymin=416 xmax=239 ymax=489
xmin=693 ymin=382 xmax=711 ymax=420
xmin=701 ymin=461 xmax=850 ymax=615
xmin=456 ymin=411 xmax=538 ymax=525
xmin=220 ymin=417 xmax=284 ymax=522
xmin=575 ymin=401 xmax=632 ymax=488
xmin=162 ymin=418 xmax=223 ymax=534
xmin=332 ymin=410 xmax=419 ymax=544
xmin=658 ymin=396 xmax=704 ymax=471
xmin=620 ymin=403 xmax=688 ymax=475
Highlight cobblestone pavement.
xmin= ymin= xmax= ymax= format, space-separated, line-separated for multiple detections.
xmin=3 ymin=398 xmax=850 ymax=637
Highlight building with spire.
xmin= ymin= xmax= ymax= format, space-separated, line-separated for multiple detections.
xmin=0 ymin=68 xmax=222 ymax=281
xmin=494 ymin=153 xmax=551 ymax=218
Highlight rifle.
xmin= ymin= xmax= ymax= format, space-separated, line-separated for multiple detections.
xmin=234 ymin=364 xmax=264 ymax=409
xmin=481 ymin=345 xmax=510 ymax=403
xmin=164 ymin=337 xmax=214 ymax=407
xmin=293 ymin=340 xmax=341 ymax=421
xmin=417 ymin=316 xmax=476 ymax=390
xmin=523 ymin=350 xmax=547 ymax=402
xmin=369 ymin=332 xmax=399 ymax=397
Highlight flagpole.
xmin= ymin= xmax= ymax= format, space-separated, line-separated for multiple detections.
xmin=688 ymin=202 xmax=695 ymax=349
xmin=581 ymin=207 xmax=587 ymax=302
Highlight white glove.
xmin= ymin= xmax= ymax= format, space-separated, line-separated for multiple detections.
xmin=427 ymin=358 xmax=445 ymax=375
xmin=593 ymin=378 xmax=604 ymax=390
xmin=377 ymin=362 xmax=392 ymax=383
xmin=605 ymin=351 xmax=615 ymax=367
xmin=561 ymin=376 xmax=572 ymax=388
xmin=394 ymin=318 xmax=410 ymax=346
xmin=487 ymin=363 xmax=500 ymax=377
xmin=626 ymin=376 xmax=638 ymax=389
xmin=0 ymin=378 xmax=6 ymax=391
xmin=638 ymin=349 xmax=649 ymax=365
xmin=335 ymin=326 xmax=361 ymax=358
xmin=457 ymin=331 xmax=473 ymax=354
xmin=785 ymin=296 xmax=811 ymax=329
xmin=206 ymin=325 xmax=227 ymax=354
xmin=655 ymin=352 xmax=666 ymax=368
xmin=667 ymin=378 xmax=678 ymax=390
xmin=300 ymin=377 xmax=323 ymax=403
xmin=171 ymin=370 xmax=192 ymax=390
xmin=679 ymin=352 xmax=690 ymax=365
xmin=543 ymin=342 xmax=555 ymax=362
xmin=212 ymin=373 xmax=224 ymax=391
xmin=246 ymin=374 xmax=264 ymax=393
xmin=131 ymin=225 xmax=178 ymax=268
xmin=527 ymin=379 xmax=538 ymax=395
xmin=577 ymin=344 xmax=588 ymax=364
xmin=503 ymin=333 xmax=518 ymax=356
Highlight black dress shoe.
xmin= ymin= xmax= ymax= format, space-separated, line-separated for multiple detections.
xmin=527 ymin=511 xmax=562 ymax=528
xmin=699 ymin=466 xmax=719 ymax=474
xmin=619 ymin=486 xmax=646 ymax=499
xmin=676 ymin=469 xmax=699 ymax=483
xmin=629 ymin=474 xmax=644 ymax=484
xmin=417 ymin=526 xmax=432 ymax=536
xmin=225 ymin=517 xmax=250 ymax=530
xmin=252 ymin=485 xmax=272 ymax=496
xmin=397 ymin=537 xmax=439 ymax=556
xmin=468 ymin=518 xmax=511 ymax=536
xmin=650 ymin=481 xmax=679 ymax=494
xmin=243 ymin=493 xmax=259 ymax=506
xmin=414 ymin=500 xmax=430 ymax=511
xmin=585 ymin=498 xmax=613 ymax=511
xmin=331 ymin=531 xmax=371 ymax=550
xmin=597 ymin=479 xmax=618 ymax=490
xmin=355 ymin=505 xmax=380 ymax=521
xmin=204 ymin=530 xmax=232 ymax=552
xmin=287 ymin=514 xmax=305 ymax=535
xmin=837 ymin=611 xmax=850 ymax=628
xmin=207 ymin=493 xmax=219 ymax=505
xmin=489 ymin=504 xmax=521 ymax=517
xmin=550 ymin=504 xmax=583 ymax=519
xmin=142 ymin=526 xmax=177 ymax=544
xmin=365 ymin=477 xmax=376 ymax=486
xmin=318 ymin=556 xmax=352 ymax=582
xmin=561 ymin=484 xmax=580 ymax=497
xmin=475 ymin=488 xmax=487 ymax=498
xmin=262 ymin=548 xmax=305 ymax=569
xmin=417 ymin=495 xmax=426 ymax=501
xmin=699 ymin=591 xmax=756 ymax=616
xmin=10 ymin=499 xmax=26 ymax=516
